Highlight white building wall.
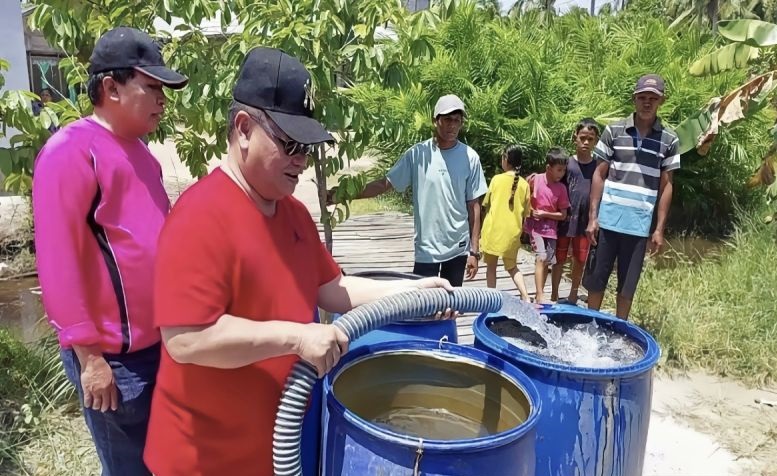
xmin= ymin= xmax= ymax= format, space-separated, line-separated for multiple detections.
xmin=0 ymin=1 xmax=31 ymax=148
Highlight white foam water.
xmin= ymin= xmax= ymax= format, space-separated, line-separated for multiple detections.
xmin=495 ymin=294 xmax=644 ymax=368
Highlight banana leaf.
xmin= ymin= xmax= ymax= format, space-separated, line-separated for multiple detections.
xmin=689 ymin=43 xmax=760 ymax=76
xmin=718 ymin=19 xmax=777 ymax=47
xmin=676 ymin=71 xmax=777 ymax=155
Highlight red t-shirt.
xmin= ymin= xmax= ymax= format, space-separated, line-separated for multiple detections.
xmin=144 ymin=169 xmax=340 ymax=476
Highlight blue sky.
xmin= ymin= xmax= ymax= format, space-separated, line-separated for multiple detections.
xmin=497 ymin=0 xmax=616 ymax=14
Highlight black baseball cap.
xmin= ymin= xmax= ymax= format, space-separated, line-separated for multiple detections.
xmin=233 ymin=47 xmax=333 ymax=145
xmin=88 ymin=27 xmax=188 ymax=89
xmin=634 ymin=74 xmax=665 ymax=96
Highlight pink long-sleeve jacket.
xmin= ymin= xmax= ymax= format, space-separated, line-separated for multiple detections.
xmin=32 ymin=117 xmax=170 ymax=354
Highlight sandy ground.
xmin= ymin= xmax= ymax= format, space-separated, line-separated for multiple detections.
xmin=4 ymin=140 xmax=777 ymax=474
xmin=646 ymin=371 xmax=776 ymax=475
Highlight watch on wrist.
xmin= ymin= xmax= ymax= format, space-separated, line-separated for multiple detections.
xmin=469 ymin=250 xmax=482 ymax=260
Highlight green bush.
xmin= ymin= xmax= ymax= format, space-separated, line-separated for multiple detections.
xmin=632 ymin=209 xmax=777 ymax=384
xmin=350 ymin=3 xmax=772 ymax=236
xmin=0 ymin=331 xmax=74 ymax=470
xmin=0 ymin=329 xmax=40 ymax=402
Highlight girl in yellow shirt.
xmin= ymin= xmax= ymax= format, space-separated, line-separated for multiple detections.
xmin=480 ymin=145 xmax=532 ymax=301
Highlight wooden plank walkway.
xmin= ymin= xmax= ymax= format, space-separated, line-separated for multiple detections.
xmin=319 ymin=212 xmax=572 ymax=345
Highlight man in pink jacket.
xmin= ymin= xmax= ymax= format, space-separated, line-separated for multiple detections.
xmin=32 ymin=27 xmax=187 ymax=476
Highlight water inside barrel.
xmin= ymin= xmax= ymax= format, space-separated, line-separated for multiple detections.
xmin=488 ymin=317 xmax=645 ymax=368
xmin=372 ymin=406 xmax=489 ymax=439
xmin=333 ymin=352 xmax=530 ymax=440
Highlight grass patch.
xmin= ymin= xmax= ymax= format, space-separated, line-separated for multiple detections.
xmin=345 ymin=191 xmax=412 ymax=216
xmin=631 ymin=212 xmax=777 ymax=385
xmin=13 ymin=409 xmax=99 ymax=476
xmin=0 ymin=330 xmax=77 ymax=474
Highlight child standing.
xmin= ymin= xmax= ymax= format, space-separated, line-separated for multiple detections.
xmin=479 ymin=145 xmax=532 ymax=301
xmin=525 ymin=148 xmax=570 ymax=304
xmin=551 ymin=119 xmax=601 ymax=304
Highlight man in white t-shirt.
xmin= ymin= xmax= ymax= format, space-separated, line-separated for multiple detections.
xmin=331 ymin=95 xmax=487 ymax=286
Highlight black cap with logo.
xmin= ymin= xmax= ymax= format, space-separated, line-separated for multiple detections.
xmin=233 ymin=47 xmax=333 ymax=145
xmin=88 ymin=27 xmax=188 ymax=89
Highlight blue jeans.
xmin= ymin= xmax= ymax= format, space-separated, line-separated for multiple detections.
xmin=61 ymin=343 xmax=160 ymax=476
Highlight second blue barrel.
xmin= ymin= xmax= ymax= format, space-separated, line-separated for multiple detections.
xmin=321 ymin=340 xmax=541 ymax=475
xmin=473 ymin=305 xmax=661 ymax=476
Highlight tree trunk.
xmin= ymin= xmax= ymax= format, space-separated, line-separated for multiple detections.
xmin=313 ymin=145 xmax=334 ymax=253
xmin=590 ymin=0 xmax=595 ymax=15
xmin=708 ymin=0 xmax=719 ymax=35
xmin=313 ymin=145 xmax=334 ymax=324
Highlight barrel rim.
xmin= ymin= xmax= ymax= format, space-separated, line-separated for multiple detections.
xmin=473 ymin=305 xmax=661 ymax=378
xmin=323 ymin=340 xmax=542 ymax=452
xmin=339 ymin=271 xmax=460 ymax=327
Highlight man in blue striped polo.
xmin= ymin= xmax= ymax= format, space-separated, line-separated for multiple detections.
xmin=584 ymin=74 xmax=680 ymax=319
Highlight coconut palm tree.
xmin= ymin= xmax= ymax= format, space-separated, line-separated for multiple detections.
xmin=667 ymin=0 xmax=762 ymax=33
xmin=507 ymin=0 xmax=557 ymax=20
xmin=476 ymin=0 xmax=503 ymax=16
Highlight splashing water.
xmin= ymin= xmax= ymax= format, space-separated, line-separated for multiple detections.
xmin=494 ymin=293 xmax=644 ymax=368
xmin=496 ymin=292 xmax=561 ymax=344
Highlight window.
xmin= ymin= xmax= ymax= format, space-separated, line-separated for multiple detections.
xmin=28 ymin=55 xmax=72 ymax=101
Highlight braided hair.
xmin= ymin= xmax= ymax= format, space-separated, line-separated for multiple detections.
xmin=504 ymin=145 xmax=523 ymax=211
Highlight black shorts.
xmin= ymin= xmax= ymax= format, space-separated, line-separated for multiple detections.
xmin=413 ymin=255 xmax=468 ymax=287
xmin=583 ymin=228 xmax=647 ymax=299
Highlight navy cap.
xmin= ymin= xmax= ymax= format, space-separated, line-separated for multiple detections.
xmin=88 ymin=27 xmax=188 ymax=89
xmin=232 ymin=47 xmax=333 ymax=145
xmin=634 ymin=74 xmax=665 ymax=96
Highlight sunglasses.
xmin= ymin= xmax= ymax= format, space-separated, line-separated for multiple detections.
xmin=247 ymin=112 xmax=314 ymax=156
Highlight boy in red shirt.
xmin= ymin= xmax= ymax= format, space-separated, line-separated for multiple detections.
xmin=144 ymin=47 xmax=453 ymax=476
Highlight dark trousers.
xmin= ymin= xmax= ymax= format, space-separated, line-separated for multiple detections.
xmin=60 ymin=343 xmax=160 ymax=476
xmin=413 ymin=255 xmax=468 ymax=287
xmin=583 ymin=228 xmax=648 ymax=299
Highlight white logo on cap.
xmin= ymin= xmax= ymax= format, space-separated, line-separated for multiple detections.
xmin=645 ymin=79 xmax=657 ymax=85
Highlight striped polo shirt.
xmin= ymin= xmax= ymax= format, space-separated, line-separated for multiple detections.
xmin=593 ymin=114 xmax=680 ymax=237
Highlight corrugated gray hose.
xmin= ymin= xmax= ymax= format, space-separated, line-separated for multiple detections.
xmin=272 ymin=287 xmax=505 ymax=476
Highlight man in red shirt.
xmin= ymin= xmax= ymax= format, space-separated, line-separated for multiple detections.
xmin=144 ymin=47 xmax=453 ymax=476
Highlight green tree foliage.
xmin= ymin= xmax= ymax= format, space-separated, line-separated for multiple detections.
xmin=666 ymin=0 xmax=762 ymax=33
xmin=2 ymin=0 xmax=773 ymax=237
xmin=0 ymin=0 xmax=437 ymax=249
xmin=680 ymin=18 xmax=777 ymax=224
xmin=346 ymin=3 xmax=772 ymax=234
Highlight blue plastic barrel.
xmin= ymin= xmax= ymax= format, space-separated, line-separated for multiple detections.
xmin=473 ymin=305 xmax=661 ymax=476
xmin=307 ymin=271 xmax=457 ymax=475
xmin=335 ymin=271 xmax=458 ymax=349
xmin=321 ymin=340 xmax=541 ymax=476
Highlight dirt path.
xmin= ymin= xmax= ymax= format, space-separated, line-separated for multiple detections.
xmin=646 ymin=371 xmax=777 ymax=475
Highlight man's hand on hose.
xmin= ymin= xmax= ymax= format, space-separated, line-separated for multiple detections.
xmin=294 ymin=324 xmax=349 ymax=377
xmin=413 ymin=277 xmax=459 ymax=320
